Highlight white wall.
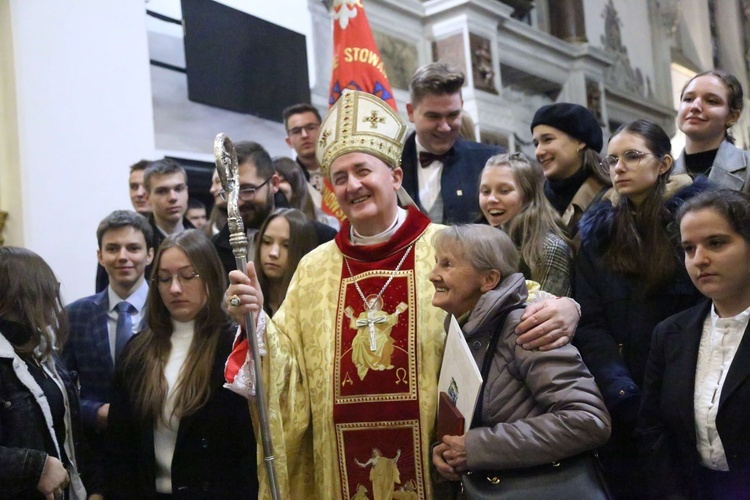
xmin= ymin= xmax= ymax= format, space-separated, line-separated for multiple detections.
xmin=8 ymin=0 xmax=155 ymax=303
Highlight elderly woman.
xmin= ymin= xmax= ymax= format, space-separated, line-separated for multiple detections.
xmin=0 ymin=247 xmax=87 ymax=499
xmin=430 ymin=225 xmax=610 ymax=496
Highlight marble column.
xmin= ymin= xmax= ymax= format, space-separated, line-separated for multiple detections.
xmin=548 ymin=0 xmax=587 ymax=44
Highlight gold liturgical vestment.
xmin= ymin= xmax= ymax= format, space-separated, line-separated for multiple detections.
xmin=257 ymin=207 xmax=446 ymax=499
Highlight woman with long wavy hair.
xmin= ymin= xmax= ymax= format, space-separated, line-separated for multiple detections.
xmin=106 ymin=229 xmax=257 ymax=499
xmin=478 ymin=152 xmax=573 ymax=296
xmin=253 ymin=208 xmax=318 ymax=317
xmin=574 ymin=119 xmax=710 ymax=498
xmin=0 ymin=247 xmax=87 ymax=499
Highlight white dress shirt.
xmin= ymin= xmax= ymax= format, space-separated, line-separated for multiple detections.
xmin=415 ymin=138 xmax=443 ymax=213
xmin=106 ymin=280 xmax=149 ymax=361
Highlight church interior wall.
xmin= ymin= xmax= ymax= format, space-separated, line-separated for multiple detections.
xmin=1 ymin=0 xmax=747 ymax=304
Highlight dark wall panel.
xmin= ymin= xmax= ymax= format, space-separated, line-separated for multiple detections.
xmin=181 ymin=0 xmax=310 ymax=122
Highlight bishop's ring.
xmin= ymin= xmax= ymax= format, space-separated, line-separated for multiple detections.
xmin=229 ymin=295 xmax=241 ymax=307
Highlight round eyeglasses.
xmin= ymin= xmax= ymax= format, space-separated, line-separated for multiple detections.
xmin=601 ymin=150 xmax=656 ymax=170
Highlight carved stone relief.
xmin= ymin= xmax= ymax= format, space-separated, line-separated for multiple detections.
xmin=656 ymin=0 xmax=682 ymax=36
xmin=600 ymin=0 xmax=654 ymax=98
xmin=432 ymin=35 xmax=467 ymax=76
xmin=372 ymin=31 xmax=418 ymax=91
xmin=479 ymin=131 xmax=509 ymax=149
xmin=470 ymin=34 xmax=498 ymax=94
xmin=586 ymin=80 xmax=604 ymax=126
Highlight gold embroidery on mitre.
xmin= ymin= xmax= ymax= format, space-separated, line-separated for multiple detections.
xmin=316 ymin=90 xmax=408 ymax=176
xmin=363 ymin=109 xmax=387 ymax=129
xmin=318 ymin=129 xmax=331 ymax=149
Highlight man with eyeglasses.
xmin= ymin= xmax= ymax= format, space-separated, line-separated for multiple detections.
xmin=283 ymin=103 xmax=325 ymax=192
xmin=282 ymin=104 xmax=346 ymax=223
xmin=211 ymin=141 xmax=337 ymax=275
xmin=64 ymin=210 xmax=154 ymax=498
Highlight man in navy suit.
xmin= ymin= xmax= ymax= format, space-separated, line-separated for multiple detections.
xmin=401 ymin=62 xmax=502 ymax=224
xmin=64 ymin=210 xmax=154 ymax=496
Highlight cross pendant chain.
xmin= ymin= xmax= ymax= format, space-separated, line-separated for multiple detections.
xmin=345 ymin=243 xmax=415 ymax=353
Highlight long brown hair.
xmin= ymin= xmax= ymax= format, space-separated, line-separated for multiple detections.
xmin=0 ymin=247 xmax=68 ymax=357
xmin=605 ymin=120 xmax=677 ymax=295
xmin=273 ymin=156 xmax=316 ymax=220
xmin=254 ymin=208 xmax=318 ymax=315
xmin=481 ymin=153 xmax=572 ymax=282
xmin=119 ymin=229 xmax=231 ymax=423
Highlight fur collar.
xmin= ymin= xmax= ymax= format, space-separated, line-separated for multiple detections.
xmin=578 ymin=174 xmax=711 ymax=248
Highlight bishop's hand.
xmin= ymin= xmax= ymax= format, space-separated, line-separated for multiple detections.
xmin=226 ymin=262 xmax=264 ymax=325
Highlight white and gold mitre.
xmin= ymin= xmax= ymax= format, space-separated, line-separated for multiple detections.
xmin=316 ymin=90 xmax=408 ymax=176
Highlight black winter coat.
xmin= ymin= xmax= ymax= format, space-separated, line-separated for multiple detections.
xmin=105 ymin=327 xmax=258 ymax=499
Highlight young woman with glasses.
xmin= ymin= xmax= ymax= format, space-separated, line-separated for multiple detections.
xmin=573 ymin=119 xmax=712 ymax=498
xmin=106 ymin=230 xmax=258 ymax=499
xmin=478 ymin=152 xmax=574 ymax=297
xmin=674 ymin=70 xmax=750 ymax=192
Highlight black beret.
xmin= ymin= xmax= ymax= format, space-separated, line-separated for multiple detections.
xmin=531 ymin=103 xmax=603 ymax=153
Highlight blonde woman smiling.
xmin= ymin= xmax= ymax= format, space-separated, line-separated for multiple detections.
xmin=478 ymin=152 xmax=573 ymax=297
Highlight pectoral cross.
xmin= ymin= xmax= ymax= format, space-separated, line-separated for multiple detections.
xmin=367 ymin=310 xmax=378 ymax=351
xmin=355 ymin=310 xmax=387 ymax=351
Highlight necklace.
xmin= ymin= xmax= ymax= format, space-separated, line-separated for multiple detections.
xmin=344 ymin=243 xmax=414 ymax=351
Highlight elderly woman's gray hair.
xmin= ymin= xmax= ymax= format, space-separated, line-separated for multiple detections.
xmin=433 ymin=224 xmax=519 ymax=278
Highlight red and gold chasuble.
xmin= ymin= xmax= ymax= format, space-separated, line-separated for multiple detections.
xmin=332 ymin=210 xmax=430 ymax=499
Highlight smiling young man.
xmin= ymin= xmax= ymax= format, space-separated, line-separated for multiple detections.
xmin=63 ymin=210 xmax=154 ymax=497
xmin=224 ymin=90 xmax=582 ymax=499
xmin=401 ymin=62 xmax=502 ymax=224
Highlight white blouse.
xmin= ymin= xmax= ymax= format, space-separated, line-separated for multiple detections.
xmin=694 ymin=304 xmax=750 ymax=470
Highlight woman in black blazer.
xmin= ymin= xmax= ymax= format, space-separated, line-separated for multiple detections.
xmin=638 ymin=189 xmax=750 ymax=498
xmin=106 ymin=230 xmax=257 ymax=499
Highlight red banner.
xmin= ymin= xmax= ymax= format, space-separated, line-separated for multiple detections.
xmin=328 ymin=0 xmax=397 ymax=111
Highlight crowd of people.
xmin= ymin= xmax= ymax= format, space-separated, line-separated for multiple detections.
xmin=1 ymin=63 xmax=749 ymax=500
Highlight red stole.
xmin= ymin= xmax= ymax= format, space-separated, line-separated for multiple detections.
xmin=332 ymin=207 xmax=431 ymax=499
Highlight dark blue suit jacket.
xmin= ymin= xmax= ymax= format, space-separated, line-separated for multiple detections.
xmin=64 ymin=290 xmax=114 ymax=429
xmin=400 ymin=131 xmax=502 ymax=224
xmin=63 ymin=290 xmax=113 ymax=494
xmin=64 ymin=289 xmax=147 ymax=494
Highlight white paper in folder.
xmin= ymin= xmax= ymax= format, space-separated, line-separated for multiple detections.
xmin=437 ymin=315 xmax=483 ymax=426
